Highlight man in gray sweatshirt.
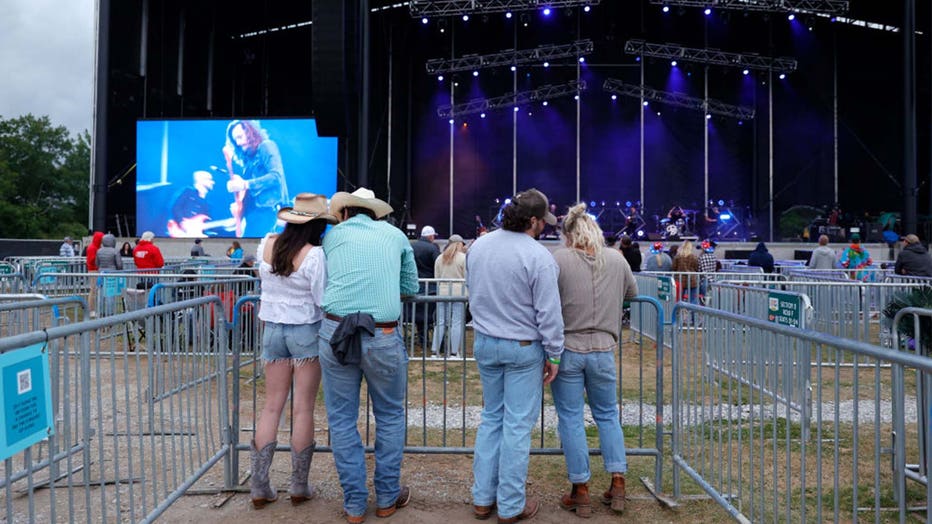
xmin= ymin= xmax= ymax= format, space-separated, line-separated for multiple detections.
xmin=808 ymin=235 xmax=836 ymax=269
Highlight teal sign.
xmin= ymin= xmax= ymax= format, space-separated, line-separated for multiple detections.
xmin=768 ymin=291 xmax=804 ymax=328
xmin=0 ymin=263 xmax=14 ymax=275
xmin=103 ymin=276 xmax=127 ymax=298
xmin=36 ymin=264 xmax=63 ymax=285
xmin=0 ymin=343 xmax=54 ymax=461
xmin=657 ymin=276 xmax=673 ymax=301
xmin=199 ymin=265 xmax=216 ymax=275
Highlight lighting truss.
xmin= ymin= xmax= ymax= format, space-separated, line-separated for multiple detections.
xmin=603 ymin=79 xmax=755 ymax=120
xmin=648 ymin=0 xmax=848 ymax=14
xmin=625 ymin=39 xmax=797 ymax=72
xmin=426 ymin=40 xmax=593 ymax=74
xmin=438 ymin=80 xmax=587 ymax=118
xmin=410 ymin=1 xmax=601 ymax=17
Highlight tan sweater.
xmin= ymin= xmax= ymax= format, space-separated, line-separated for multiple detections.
xmin=553 ymin=247 xmax=638 ymax=353
xmin=434 ymin=251 xmax=466 ymax=296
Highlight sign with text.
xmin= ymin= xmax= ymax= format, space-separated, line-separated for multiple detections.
xmin=103 ymin=276 xmax=127 ymax=298
xmin=767 ymin=291 xmax=804 ymax=328
xmin=0 ymin=343 xmax=54 ymax=461
xmin=657 ymin=276 xmax=673 ymax=302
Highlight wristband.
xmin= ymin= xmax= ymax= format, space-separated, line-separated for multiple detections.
xmin=547 ymin=357 xmax=561 ymax=365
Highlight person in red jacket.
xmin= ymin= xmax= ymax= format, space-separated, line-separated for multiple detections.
xmin=85 ymin=231 xmax=104 ymax=317
xmin=133 ymin=231 xmax=165 ymax=271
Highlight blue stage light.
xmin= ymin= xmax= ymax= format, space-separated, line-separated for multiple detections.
xmin=505 ymin=12 xmax=512 ymax=19
xmin=706 ymin=114 xmax=712 ymax=120
xmin=625 ymin=201 xmax=632 ymax=207
xmin=462 ymin=14 xmax=469 ymax=21
xmin=579 ymin=57 xmax=585 ymax=63
xmin=662 ymin=5 xmax=670 ymax=12
xmin=448 ymin=119 xmax=454 ymax=125
xmin=738 ymin=120 xmax=744 ymax=126
xmin=504 ymin=198 xmax=512 ymax=204
xmin=642 ymin=101 xmax=649 ymax=107
xmin=637 ymin=230 xmax=645 ymax=237
xmin=704 ymin=8 xmax=711 ymax=15
xmin=542 ymin=101 xmax=549 ymax=106
xmin=584 ymin=5 xmax=591 ymax=12
xmin=543 ymin=7 xmax=551 ymax=16
xmin=543 ymin=61 xmax=550 ymax=68
xmin=742 ymin=69 xmax=749 ymax=76
xmin=421 ymin=17 xmax=429 ymax=24
xmin=787 ymin=13 xmax=795 ymax=21
xmin=473 ymin=71 xmax=479 ymax=77
xmin=589 ymin=201 xmax=596 ymax=208
xmin=720 ymin=214 xmax=731 ymax=221
xmin=511 ymin=65 xmax=516 ymax=72
xmin=718 ymin=200 xmax=725 ymax=206
xmin=514 ymin=107 xmax=519 ymax=112
xmin=480 ymin=113 xmax=486 ymax=118
xmin=574 ymin=95 xmax=579 ymax=100
xmin=671 ymin=60 xmax=677 ymax=67
xmin=611 ymin=95 xmax=617 ymax=101
xmin=779 ymin=73 xmax=786 ymax=80
xmin=437 ymin=75 xmax=444 ymax=82
xmin=635 ymin=56 xmax=641 ymax=62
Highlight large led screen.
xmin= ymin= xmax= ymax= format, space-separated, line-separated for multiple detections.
xmin=136 ymin=119 xmax=337 ymax=238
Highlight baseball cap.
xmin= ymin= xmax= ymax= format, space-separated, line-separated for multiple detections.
xmin=513 ymin=188 xmax=557 ymax=226
xmin=421 ymin=225 xmax=437 ymax=237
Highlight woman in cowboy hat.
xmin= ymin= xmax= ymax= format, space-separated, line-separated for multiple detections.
xmin=250 ymin=193 xmax=338 ymax=509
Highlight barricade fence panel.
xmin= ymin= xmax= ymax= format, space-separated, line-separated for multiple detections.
xmin=0 ymin=297 xmax=232 ymax=524
xmin=671 ymin=303 xmax=932 ymax=523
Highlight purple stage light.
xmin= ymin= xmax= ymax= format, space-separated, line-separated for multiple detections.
xmin=528 ymin=112 xmax=533 ymax=116
xmin=421 ymin=17 xmax=428 ymax=24
xmin=611 ymin=95 xmax=617 ymax=101
xmin=635 ymin=56 xmax=641 ymax=62
xmin=705 ymin=114 xmax=711 ymax=120
xmin=738 ymin=120 xmax=744 ymax=126
xmin=742 ymin=69 xmax=749 ymax=76
xmin=579 ymin=57 xmax=585 ymax=63
xmin=543 ymin=7 xmax=551 ymax=16
xmin=480 ymin=113 xmax=486 ymax=118
xmin=662 ymin=5 xmax=670 ymax=12
xmin=787 ymin=13 xmax=795 ymax=21
xmin=642 ymin=101 xmax=649 ymax=107
xmin=671 ymin=60 xmax=677 ymax=67
xmin=656 ymin=111 xmax=661 ymax=116
xmin=514 ymin=107 xmax=519 ymax=112
xmin=437 ymin=75 xmax=444 ymax=82
xmin=830 ymin=16 xmax=837 ymax=22
xmin=473 ymin=71 xmax=479 ymax=77
xmin=448 ymin=119 xmax=454 ymax=125
xmin=542 ymin=101 xmax=549 ymax=106
xmin=704 ymin=7 xmax=711 ymax=15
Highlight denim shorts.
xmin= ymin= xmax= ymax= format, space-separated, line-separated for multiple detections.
xmin=261 ymin=321 xmax=321 ymax=362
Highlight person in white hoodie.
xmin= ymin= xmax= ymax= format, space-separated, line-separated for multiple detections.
xmin=808 ymin=235 xmax=836 ymax=269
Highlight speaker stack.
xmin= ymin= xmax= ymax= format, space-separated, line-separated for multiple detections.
xmin=312 ymin=0 xmax=360 ymax=137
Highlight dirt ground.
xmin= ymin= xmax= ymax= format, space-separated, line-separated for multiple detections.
xmin=162 ymin=452 xmax=727 ymax=523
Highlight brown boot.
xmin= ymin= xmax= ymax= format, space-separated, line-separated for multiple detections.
xmin=560 ymin=483 xmax=591 ymax=518
xmin=601 ymin=473 xmax=626 ymax=513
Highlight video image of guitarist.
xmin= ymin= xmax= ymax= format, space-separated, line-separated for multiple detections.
xmin=167 ymin=170 xmax=226 ymax=238
xmin=222 ymin=120 xmax=290 ymax=238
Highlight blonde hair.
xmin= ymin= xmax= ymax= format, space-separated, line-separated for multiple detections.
xmin=561 ymin=203 xmax=604 ymax=266
xmin=440 ymin=240 xmax=462 ymax=264
xmin=679 ymin=240 xmax=696 ymax=258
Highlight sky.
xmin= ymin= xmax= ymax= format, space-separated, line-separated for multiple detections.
xmin=0 ymin=0 xmax=95 ymax=135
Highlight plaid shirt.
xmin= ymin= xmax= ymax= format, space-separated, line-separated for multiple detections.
xmin=698 ymin=252 xmax=718 ymax=273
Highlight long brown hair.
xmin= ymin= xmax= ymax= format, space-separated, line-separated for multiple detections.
xmin=270 ymin=221 xmax=327 ymax=277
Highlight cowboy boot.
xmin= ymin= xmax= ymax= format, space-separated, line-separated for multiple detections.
xmin=560 ymin=483 xmax=591 ymax=518
xmin=250 ymin=440 xmax=278 ymax=508
xmin=290 ymin=442 xmax=317 ymax=505
xmin=601 ymin=473 xmax=626 ymax=513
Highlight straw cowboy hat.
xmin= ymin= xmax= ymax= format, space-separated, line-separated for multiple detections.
xmin=277 ymin=193 xmax=339 ymax=224
xmin=329 ymin=187 xmax=393 ymax=219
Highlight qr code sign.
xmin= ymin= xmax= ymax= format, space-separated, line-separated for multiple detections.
xmin=17 ymin=369 xmax=32 ymax=395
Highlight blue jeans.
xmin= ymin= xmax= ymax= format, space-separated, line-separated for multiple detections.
xmin=550 ymin=350 xmax=627 ymax=484
xmin=431 ymin=301 xmax=465 ymax=355
xmin=471 ymin=332 xmax=544 ymax=519
xmin=318 ymin=318 xmax=408 ymax=516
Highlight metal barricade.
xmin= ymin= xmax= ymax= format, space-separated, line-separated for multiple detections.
xmin=670 ymin=303 xmax=932 ymax=523
xmin=0 ymin=296 xmax=88 ymax=339
xmin=0 ymin=297 xmax=232 ymax=523
xmin=708 ymin=282 xmax=812 ymax=329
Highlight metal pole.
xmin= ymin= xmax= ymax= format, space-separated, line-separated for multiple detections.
xmin=90 ymin=0 xmax=110 ymax=233
xmin=768 ymin=70 xmax=774 ymax=242
xmin=640 ymin=57 xmax=645 ymax=210
xmin=832 ymin=26 xmax=839 ymax=205
xmin=576 ymin=59 xmax=581 ymax=203
xmin=206 ymin=11 xmax=214 ymax=113
xmin=176 ymin=8 xmax=185 ymax=99
xmin=903 ymin=0 xmax=918 ymax=235
xmin=704 ymin=66 xmax=709 ymax=213
xmin=387 ymin=26 xmax=393 ymax=209
xmin=449 ymin=19 xmax=455 ymax=235
xmin=358 ymin=0 xmax=370 ymax=187
xmin=512 ymin=22 xmax=518 ymax=196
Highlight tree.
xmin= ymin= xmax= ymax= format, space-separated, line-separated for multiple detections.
xmin=0 ymin=114 xmax=90 ymax=238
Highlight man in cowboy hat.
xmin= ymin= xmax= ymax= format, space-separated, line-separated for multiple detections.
xmin=318 ymin=187 xmax=418 ymax=523
xmin=466 ymin=188 xmax=564 ymax=523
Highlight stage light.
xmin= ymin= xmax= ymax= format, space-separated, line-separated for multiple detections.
xmin=462 ymin=14 xmax=469 ymax=21
xmin=584 ymin=5 xmax=591 ymax=12
xmin=704 ymin=8 xmax=711 ymax=16
xmin=616 ymin=201 xmax=622 ymax=207
xmin=625 ymin=201 xmax=632 ymax=207
xmin=504 ymin=198 xmax=512 ymax=204
xmin=643 ymin=100 xmax=649 ymax=106
xmin=448 ymin=119 xmax=454 ymax=124
xmin=514 ymin=107 xmax=519 ymax=112
xmin=738 ymin=120 xmax=744 ymax=126
xmin=779 ymin=73 xmax=786 ymax=80
xmin=511 ymin=65 xmax=516 ymax=72
xmin=454 ymin=82 xmax=459 ymax=87
xmin=662 ymin=5 xmax=670 ymax=12
xmin=421 ymin=17 xmax=429 ymax=24
xmin=830 ymin=16 xmax=837 ymax=22
xmin=543 ymin=61 xmax=550 ymax=68
xmin=587 ymin=213 xmax=598 ymax=222
xmin=506 ymin=12 xmax=512 ymax=19
xmin=611 ymin=95 xmax=618 ymax=101
xmin=706 ymin=114 xmax=712 ymax=120
xmin=720 ymin=214 xmax=731 ymax=221
xmin=462 ymin=122 xmax=468 ymax=128
xmin=574 ymin=95 xmax=579 ymax=100
xmin=787 ymin=13 xmax=795 ymax=21
xmin=438 ymin=75 xmax=444 ymax=82
xmin=636 ymin=230 xmax=645 ymax=238
xmin=656 ymin=111 xmax=661 ymax=116
xmin=543 ymin=7 xmax=552 ymax=16
xmin=589 ymin=201 xmax=596 ymax=208
xmin=579 ymin=57 xmax=586 ymax=63
xmin=473 ymin=71 xmax=479 ymax=77
xmin=718 ymin=199 xmax=724 ymax=206
xmin=635 ymin=56 xmax=641 ymax=62
xmin=528 ymin=111 xmax=533 ymax=116
xmin=742 ymin=69 xmax=749 ymax=76
xmin=542 ymin=101 xmax=549 ymax=106
xmin=671 ymin=60 xmax=677 ymax=67
xmin=480 ymin=113 xmax=486 ymax=118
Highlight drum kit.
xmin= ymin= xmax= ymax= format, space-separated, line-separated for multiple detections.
xmin=659 ymin=210 xmax=697 ymax=239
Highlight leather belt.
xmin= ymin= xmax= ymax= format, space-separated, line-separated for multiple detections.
xmin=325 ymin=313 xmax=398 ymax=329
